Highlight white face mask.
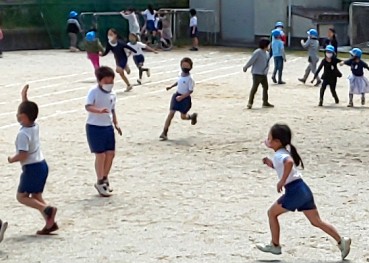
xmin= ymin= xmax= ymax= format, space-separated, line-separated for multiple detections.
xmin=102 ymin=84 xmax=114 ymax=92
xmin=276 ymin=27 xmax=283 ymax=31
xmin=326 ymin=53 xmax=333 ymax=58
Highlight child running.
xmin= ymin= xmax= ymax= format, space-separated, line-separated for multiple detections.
xmin=85 ymin=31 xmax=104 ymax=70
xmin=8 ymin=85 xmax=58 ymax=235
xmin=189 ymin=9 xmax=199 ymax=51
xmin=159 ymin=57 xmax=198 ymax=140
xmin=66 ymin=10 xmax=82 ymax=52
xmin=313 ymin=45 xmax=342 ymax=106
xmin=101 ymin=28 xmax=137 ymax=92
xmin=243 ymin=38 xmax=274 ymax=109
xmin=340 ymin=48 xmax=369 ymax=107
xmin=127 ymin=33 xmax=157 ymax=85
xmin=85 ymin=66 xmax=122 ymax=197
xmin=121 ymin=8 xmax=141 ymax=39
xmin=271 ymin=29 xmax=286 ymax=84
xmin=299 ymin=29 xmax=321 ymax=86
xmin=257 ymin=123 xmax=351 ymax=259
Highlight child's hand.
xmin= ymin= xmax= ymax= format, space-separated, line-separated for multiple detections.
xmin=99 ymin=108 xmax=109 ymax=113
xmin=176 ymin=96 xmax=183 ymax=102
xmin=300 ymin=39 xmax=304 ymax=45
xmin=21 ymin=84 xmax=29 ymax=102
xmin=166 ymin=86 xmax=171 ymax=91
xmin=262 ymin=157 xmax=273 ymax=168
xmin=7 ymin=156 xmax=13 ymax=163
xmin=277 ymin=180 xmax=285 ymax=193
xmin=115 ymin=124 xmax=122 ymax=136
xmin=99 ymin=52 xmax=103 ymax=56
xmin=243 ymin=66 xmax=247 ymax=73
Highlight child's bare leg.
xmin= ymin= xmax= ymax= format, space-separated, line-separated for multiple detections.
xmin=116 ymin=68 xmax=130 ymax=87
xmin=32 ymin=193 xmax=57 ymax=228
xmin=180 ymin=113 xmax=191 ymax=120
xmin=161 ymin=111 xmax=175 ymax=136
xmin=95 ymin=153 xmax=106 ymax=182
xmin=268 ymin=202 xmax=288 ymax=246
xmin=193 ymin=37 xmax=199 ymax=48
xmin=103 ymin=151 xmax=115 ymax=179
xmin=17 ymin=193 xmax=46 ymax=212
xmin=303 ymin=209 xmax=341 ymax=242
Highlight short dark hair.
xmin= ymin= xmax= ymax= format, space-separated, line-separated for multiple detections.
xmin=95 ymin=66 xmax=115 ymax=81
xmin=259 ymin=38 xmax=271 ymax=49
xmin=190 ymin=9 xmax=197 ymax=16
xmin=18 ymin=101 xmax=39 ymax=122
xmin=181 ymin=57 xmax=193 ymax=68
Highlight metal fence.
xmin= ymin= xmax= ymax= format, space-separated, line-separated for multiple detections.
xmin=349 ymin=2 xmax=369 ymax=47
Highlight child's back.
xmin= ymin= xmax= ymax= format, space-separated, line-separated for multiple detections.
xmin=304 ymin=38 xmax=319 ymax=60
xmin=85 ymin=39 xmax=104 ymax=54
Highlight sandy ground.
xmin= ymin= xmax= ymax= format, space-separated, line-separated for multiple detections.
xmin=0 ymin=47 xmax=368 ymax=263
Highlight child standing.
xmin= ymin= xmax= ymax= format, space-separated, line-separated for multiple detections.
xmin=127 ymin=33 xmax=157 ymax=85
xmin=270 ymin=21 xmax=286 ymax=58
xmin=85 ymin=31 xmax=105 ymax=70
xmin=271 ymin=29 xmax=286 ymax=84
xmin=299 ymin=29 xmax=321 ymax=86
xmin=257 ymin=123 xmax=351 ymax=259
xmin=66 ymin=11 xmax=82 ymax=52
xmin=189 ymin=9 xmax=199 ymax=51
xmin=101 ymin=28 xmax=137 ymax=92
xmin=8 ymin=85 xmax=58 ymax=235
xmin=121 ymin=9 xmax=141 ymax=39
xmin=160 ymin=57 xmax=198 ymax=141
xmin=142 ymin=5 xmax=157 ymax=44
xmin=341 ymin=48 xmax=369 ymax=107
xmin=313 ymin=45 xmax=342 ymax=106
xmin=85 ymin=67 xmax=122 ymax=197
xmin=243 ymin=38 xmax=274 ymax=109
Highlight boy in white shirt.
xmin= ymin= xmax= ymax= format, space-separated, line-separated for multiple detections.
xmin=189 ymin=9 xmax=199 ymax=51
xmin=85 ymin=67 xmax=122 ymax=197
xmin=127 ymin=33 xmax=158 ymax=85
xmin=8 ymin=85 xmax=58 ymax=235
xmin=160 ymin=57 xmax=198 ymax=140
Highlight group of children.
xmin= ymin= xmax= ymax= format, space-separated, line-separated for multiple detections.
xmin=244 ymin=22 xmax=369 ymax=108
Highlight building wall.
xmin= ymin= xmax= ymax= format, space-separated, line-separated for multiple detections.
xmin=189 ymin=0 xmax=220 ymax=32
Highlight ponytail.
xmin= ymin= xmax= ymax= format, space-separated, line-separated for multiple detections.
xmin=289 ymin=144 xmax=304 ymax=169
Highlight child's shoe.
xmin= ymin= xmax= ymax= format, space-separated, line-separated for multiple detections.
xmin=159 ymin=132 xmax=168 ymax=141
xmin=0 ymin=220 xmax=8 ymax=243
xmin=262 ymin=102 xmax=274 ymax=108
xmin=361 ymin=96 xmax=365 ymax=105
xmin=278 ymin=81 xmax=286 ymax=85
xmin=298 ymin=78 xmax=306 ymax=84
xmin=103 ymin=179 xmax=113 ymax=193
xmin=246 ymin=103 xmax=252 ymax=109
xmin=272 ymin=76 xmax=277 ymax=84
xmin=318 ymin=100 xmax=323 ymax=107
xmin=125 ymin=85 xmax=133 ymax=92
xmin=94 ymin=183 xmax=111 ymax=197
xmin=335 ymin=97 xmax=339 ymax=104
xmin=137 ymin=79 xmax=142 ymax=85
xmin=146 ymin=69 xmax=151 ymax=78
xmin=190 ymin=113 xmax=198 ymax=125
xmin=338 ymin=237 xmax=351 ymax=260
xmin=347 ymin=102 xmax=354 ymax=107
xmin=314 ymin=80 xmax=322 ymax=87
xmin=256 ymin=242 xmax=282 ymax=255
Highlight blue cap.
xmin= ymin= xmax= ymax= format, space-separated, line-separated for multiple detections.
xmin=69 ymin=11 xmax=78 ymax=18
xmin=325 ymin=45 xmax=335 ymax=53
xmin=307 ymin=29 xmax=318 ymax=38
xmin=275 ymin=21 xmax=284 ymax=28
xmin=272 ymin=29 xmax=282 ymax=38
xmin=350 ymin=48 xmax=362 ymax=58
xmin=85 ymin=31 xmax=96 ymax=42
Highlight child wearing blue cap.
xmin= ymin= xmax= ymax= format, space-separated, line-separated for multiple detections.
xmin=299 ymin=29 xmax=321 ymax=86
xmin=271 ymin=29 xmax=286 ymax=84
xmin=340 ymin=48 xmax=369 ymax=107
xmin=85 ymin=31 xmax=105 ymax=70
xmin=66 ymin=11 xmax=82 ymax=52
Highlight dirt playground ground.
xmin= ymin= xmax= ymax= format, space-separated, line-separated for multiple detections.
xmin=0 ymin=47 xmax=368 ymax=263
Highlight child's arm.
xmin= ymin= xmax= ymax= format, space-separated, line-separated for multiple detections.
xmin=101 ymin=43 xmax=111 ymax=56
xmin=277 ymin=157 xmax=294 ymax=193
xmin=21 ymin=84 xmax=29 ymax=102
xmin=8 ymin=133 xmax=30 ymax=163
xmin=120 ymin=11 xmax=129 ymax=19
xmin=112 ymin=109 xmax=122 ymax=136
xmin=97 ymin=40 xmax=105 ymax=54
xmin=166 ymin=82 xmax=178 ymax=90
xmin=300 ymin=38 xmax=310 ymax=49
xmin=363 ymin=61 xmax=369 ymax=71
xmin=281 ymin=43 xmax=286 ymax=62
xmin=176 ymin=78 xmax=195 ymax=101
xmin=8 ymin=151 xmax=28 ymax=163
xmin=313 ymin=59 xmax=324 ymax=80
xmin=85 ymin=105 xmax=109 ymax=114
xmin=262 ymin=157 xmax=274 ymax=169
xmin=340 ymin=59 xmax=352 ymax=66
xmin=123 ymin=43 xmax=137 ymax=54
xmin=143 ymin=43 xmax=158 ymax=53
xmin=243 ymin=51 xmax=258 ymax=72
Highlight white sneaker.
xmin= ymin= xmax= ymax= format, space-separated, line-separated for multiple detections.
xmin=94 ymin=183 xmax=111 ymax=197
xmin=146 ymin=69 xmax=151 ymax=78
xmin=256 ymin=243 xmax=282 ymax=255
xmin=0 ymin=220 xmax=8 ymax=243
xmin=338 ymin=237 xmax=351 ymax=259
xmin=125 ymin=85 xmax=133 ymax=92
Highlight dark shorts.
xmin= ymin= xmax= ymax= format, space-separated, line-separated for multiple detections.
xmin=170 ymin=92 xmax=192 ymax=114
xmin=116 ymin=58 xmax=128 ymax=69
xmin=278 ymin=179 xmax=317 ymax=212
xmin=146 ymin=20 xmax=156 ymax=32
xmin=86 ymin=124 xmax=115 ymax=154
xmin=190 ymin=26 xmax=198 ymax=38
xmin=133 ymin=54 xmax=145 ymax=67
xmin=18 ymin=160 xmax=49 ymax=194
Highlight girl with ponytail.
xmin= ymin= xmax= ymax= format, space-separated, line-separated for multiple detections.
xmin=257 ymin=123 xmax=351 ymax=260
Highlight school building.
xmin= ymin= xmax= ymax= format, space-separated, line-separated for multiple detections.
xmin=190 ymin=0 xmax=369 ymax=48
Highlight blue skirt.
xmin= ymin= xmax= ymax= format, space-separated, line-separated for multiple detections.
xmin=277 ymin=179 xmax=316 ymax=212
xmin=86 ymin=124 xmax=115 ymax=153
xmin=133 ymin=54 xmax=145 ymax=67
xmin=18 ymin=160 xmax=49 ymax=194
xmin=170 ymin=92 xmax=192 ymax=114
xmin=146 ymin=20 xmax=156 ymax=32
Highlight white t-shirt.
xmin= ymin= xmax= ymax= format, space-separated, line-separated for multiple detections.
xmin=86 ymin=86 xmax=116 ymax=127
xmin=127 ymin=42 xmax=147 ymax=56
xmin=16 ymin=124 xmax=44 ymax=166
xmin=142 ymin=9 xmax=156 ymax=21
xmin=177 ymin=74 xmax=195 ymax=94
xmin=272 ymin=148 xmax=302 ymax=185
xmin=121 ymin=13 xmax=140 ymax=34
xmin=190 ymin=16 xmax=197 ymax=27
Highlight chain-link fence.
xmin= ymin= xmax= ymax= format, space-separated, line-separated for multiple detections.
xmin=349 ymin=2 xmax=369 ymax=47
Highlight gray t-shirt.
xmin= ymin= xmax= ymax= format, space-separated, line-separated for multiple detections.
xmin=301 ymin=38 xmax=320 ymax=61
xmin=122 ymin=13 xmax=140 ymax=34
xmin=244 ymin=49 xmax=270 ymax=75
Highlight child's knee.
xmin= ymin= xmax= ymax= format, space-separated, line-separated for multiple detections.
xmin=16 ymin=192 xmax=26 ymax=203
xmin=180 ymin=114 xmax=188 ymax=120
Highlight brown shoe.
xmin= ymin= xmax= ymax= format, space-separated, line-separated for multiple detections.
xmin=190 ymin=113 xmax=198 ymax=125
xmin=36 ymin=223 xmax=59 ymax=235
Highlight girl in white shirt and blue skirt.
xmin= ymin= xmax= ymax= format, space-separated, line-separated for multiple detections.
xmin=256 ymin=123 xmax=351 ymax=260
xmin=160 ymin=57 xmax=198 ymax=140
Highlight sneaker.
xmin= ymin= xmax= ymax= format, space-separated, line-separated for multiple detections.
xmin=256 ymin=243 xmax=282 ymax=255
xmin=314 ymin=80 xmax=322 ymax=87
xmin=335 ymin=98 xmax=339 ymax=104
xmin=36 ymin=222 xmax=59 ymax=235
xmin=278 ymin=81 xmax=286 ymax=85
xmin=159 ymin=133 xmax=168 ymax=141
xmin=361 ymin=96 xmax=365 ymax=105
xmin=262 ymin=102 xmax=274 ymax=108
xmin=191 ymin=113 xmax=198 ymax=125
xmin=0 ymin=220 xmax=8 ymax=243
xmin=94 ymin=183 xmax=111 ymax=197
xmin=137 ymin=79 xmax=142 ymax=85
xmin=318 ymin=100 xmax=323 ymax=107
xmin=338 ymin=237 xmax=351 ymax=260
xmin=189 ymin=47 xmax=199 ymax=51
xmin=272 ymin=76 xmax=277 ymax=84
xmin=247 ymin=103 xmax=252 ymax=109
xmin=298 ymin=78 xmax=306 ymax=84
xmin=103 ymin=179 xmax=113 ymax=193
xmin=347 ymin=102 xmax=354 ymax=107
xmin=125 ymin=85 xmax=133 ymax=92
xmin=146 ymin=69 xmax=151 ymax=78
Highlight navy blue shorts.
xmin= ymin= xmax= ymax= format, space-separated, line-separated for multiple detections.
xmin=133 ymin=55 xmax=145 ymax=67
xmin=18 ymin=160 xmax=49 ymax=194
xmin=170 ymin=92 xmax=192 ymax=114
xmin=190 ymin=27 xmax=198 ymax=38
xmin=116 ymin=58 xmax=128 ymax=69
xmin=86 ymin=124 xmax=115 ymax=153
xmin=146 ymin=20 xmax=156 ymax=32
xmin=278 ymin=179 xmax=317 ymax=212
